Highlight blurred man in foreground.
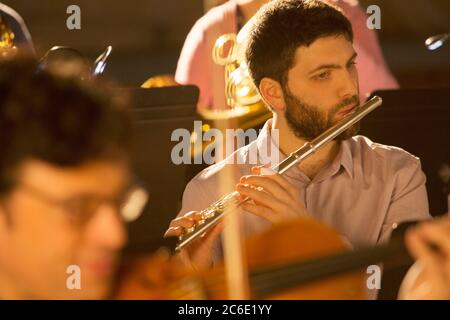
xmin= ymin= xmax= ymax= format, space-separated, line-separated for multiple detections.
xmin=0 ymin=57 xmax=143 ymax=299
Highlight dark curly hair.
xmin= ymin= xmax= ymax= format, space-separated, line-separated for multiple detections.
xmin=246 ymin=0 xmax=353 ymax=89
xmin=0 ymin=57 xmax=132 ymax=194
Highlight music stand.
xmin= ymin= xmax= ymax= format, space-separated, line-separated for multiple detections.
xmin=363 ymin=87 xmax=450 ymax=216
xmin=119 ymin=85 xmax=200 ymax=254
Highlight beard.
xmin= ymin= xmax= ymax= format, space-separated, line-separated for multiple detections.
xmin=283 ymin=88 xmax=360 ymax=141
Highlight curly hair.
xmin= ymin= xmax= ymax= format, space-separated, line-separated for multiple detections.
xmin=0 ymin=56 xmax=132 ymax=194
xmin=246 ymin=0 xmax=353 ymax=89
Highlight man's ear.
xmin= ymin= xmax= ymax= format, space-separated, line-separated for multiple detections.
xmin=259 ymin=77 xmax=286 ymax=112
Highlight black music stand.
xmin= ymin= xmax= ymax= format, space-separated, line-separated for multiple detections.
xmin=119 ymin=85 xmax=200 ymax=254
xmin=361 ymin=87 xmax=450 ymax=299
xmin=363 ymin=87 xmax=450 ymax=217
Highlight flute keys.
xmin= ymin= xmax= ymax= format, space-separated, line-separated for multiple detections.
xmin=186 ymin=227 xmax=195 ymax=234
xmin=181 ymin=220 xmax=205 ymax=240
xmin=216 ymin=204 xmax=225 ymax=213
xmin=204 ymin=210 xmax=216 ymax=219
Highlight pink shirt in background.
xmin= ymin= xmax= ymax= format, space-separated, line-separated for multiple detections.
xmin=178 ymin=120 xmax=430 ymax=264
xmin=175 ymin=0 xmax=399 ymax=110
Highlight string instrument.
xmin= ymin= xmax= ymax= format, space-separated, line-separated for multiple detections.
xmin=113 ymin=217 xmax=412 ymax=299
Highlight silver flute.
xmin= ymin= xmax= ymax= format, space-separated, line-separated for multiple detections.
xmin=175 ymin=96 xmax=383 ymax=252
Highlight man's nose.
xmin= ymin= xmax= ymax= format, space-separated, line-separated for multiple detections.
xmin=85 ymin=204 xmax=128 ymax=250
xmin=338 ymin=69 xmax=358 ymax=99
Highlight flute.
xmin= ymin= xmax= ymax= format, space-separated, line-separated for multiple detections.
xmin=175 ymin=96 xmax=383 ymax=252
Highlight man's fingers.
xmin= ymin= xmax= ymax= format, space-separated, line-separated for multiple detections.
xmin=251 ymin=166 xmax=261 ymax=175
xmin=168 ymin=216 xmax=195 ymax=230
xmin=202 ymin=222 xmax=224 ymax=245
xmin=185 ymin=211 xmax=205 ymax=222
xmin=237 ymin=184 xmax=279 ymax=209
xmin=186 ymin=222 xmax=224 ymax=259
xmin=237 ymin=184 xmax=291 ymax=218
xmin=416 ymin=221 xmax=450 ymax=256
xmin=265 ymin=173 xmax=299 ymax=198
xmin=241 ymin=202 xmax=279 ymax=223
xmin=166 ymin=211 xmax=205 ymax=238
xmin=239 ymin=176 xmax=292 ymax=203
xmin=251 ymin=165 xmax=270 ymax=175
xmin=168 ymin=211 xmax=203 ymax=228
xmin=164 ymin=226 xmax=184 ymax=238
xmin=242 ymin=173 xmax=298 ymax=200
xmin=406 ymin=229 xmax=442 ymax=271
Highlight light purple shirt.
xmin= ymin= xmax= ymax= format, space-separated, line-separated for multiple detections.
xmin=178 ymin=120 xmax=431 ymax=263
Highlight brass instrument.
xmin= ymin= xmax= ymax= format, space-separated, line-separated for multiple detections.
xmin=0 ymin=15 xmax=14 ymax=48
xmin=212 ymin=33 xmax=259 ymax=109
xmin=0 ymin=13 xmax=16 ymax=56
xmin=141 ymin=75 xmax=179 ymax=88
xmin=210 ymin=17 xmax=271 ymax=129
xmin=38 ymin=45 xmax=112 ymax=80
xmin=175 ymin=95 xmax=383 ymax=252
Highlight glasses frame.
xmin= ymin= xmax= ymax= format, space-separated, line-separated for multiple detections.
xmin=16 ymin=179 xmax=149 ymax=226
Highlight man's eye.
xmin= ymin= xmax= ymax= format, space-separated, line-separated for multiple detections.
xmin=314 ymin=71 xmax=330 ymax=81
xmin=65 ymin=198 xmax=98 ymax=214
xmin=64 ymin=199 xmax=87 ymax=215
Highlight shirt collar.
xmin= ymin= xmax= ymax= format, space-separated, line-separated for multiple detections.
xmin=256 ymin=119 xmax=354 ymax=181
xmin=340 ymin=139 xmax=354 ymax=179
xmin=315 ymin=139 xmax=354 ymax=182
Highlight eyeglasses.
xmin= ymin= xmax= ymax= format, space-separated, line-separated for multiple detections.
xmin=17 ymin=181 xmax=149 ymax=226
